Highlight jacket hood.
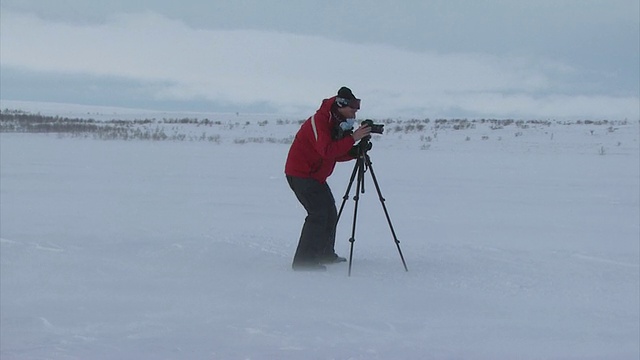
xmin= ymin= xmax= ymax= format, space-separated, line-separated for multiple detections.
xmin=318 ymin=96 xmax=337 ymax=113
xmin=317 ymin=96 xmax=345 ymax=122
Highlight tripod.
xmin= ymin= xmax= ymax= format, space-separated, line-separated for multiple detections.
xmin=336 ymin=138 xmax=409 ymax=276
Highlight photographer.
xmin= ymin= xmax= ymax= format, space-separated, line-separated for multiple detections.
xmin=285 ymin=87 xmax=371 ymax=271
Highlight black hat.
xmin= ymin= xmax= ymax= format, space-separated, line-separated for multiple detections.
xmin=336 ymin=86 xmax=360 ymax=108
xmin=337 ymin=86 xmax=356 ymax=100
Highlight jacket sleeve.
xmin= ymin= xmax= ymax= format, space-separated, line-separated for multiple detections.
xmin=311 ymin=111 xmax=355 ymax=160
xmin=336 ymin=151 xmax=356 ymax=162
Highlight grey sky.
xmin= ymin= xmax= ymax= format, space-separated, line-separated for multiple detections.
xmin=1 ymin=0 xmax=638 ymax=119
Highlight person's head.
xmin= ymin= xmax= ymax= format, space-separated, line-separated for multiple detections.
xmin=335 ymin=86 xmax=360 ymax=119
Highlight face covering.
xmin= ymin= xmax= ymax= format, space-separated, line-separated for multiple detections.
xmin=339 ymin=118 xmax=356 ymax=131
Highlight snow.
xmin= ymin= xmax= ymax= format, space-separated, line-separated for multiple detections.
xmin=1 ymin=108 xmax=639 ymax=359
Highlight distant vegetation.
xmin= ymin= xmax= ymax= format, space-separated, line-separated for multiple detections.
xmin=0 ymin=108 xmax=631 ymax=147
xmin=0 ymin=109 xmax=224 ymax=142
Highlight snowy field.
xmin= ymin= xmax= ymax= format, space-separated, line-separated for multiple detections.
xmin=1 ymin=106 xmax=639 ymax=359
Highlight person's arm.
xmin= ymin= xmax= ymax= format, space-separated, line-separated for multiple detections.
xmin=336 ymin=124 xmax=372 ymax=161
xmin=312 ymin=113 xmax=356 ymax=159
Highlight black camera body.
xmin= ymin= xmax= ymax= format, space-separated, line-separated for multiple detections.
xmin=361 ymin=119 xmax=384 ymax=134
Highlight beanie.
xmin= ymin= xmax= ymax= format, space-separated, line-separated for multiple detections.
xmin=336 ymin=86 xmax=358 ymax=108
xmin=337 ymin=86 xmax=356 ymax=100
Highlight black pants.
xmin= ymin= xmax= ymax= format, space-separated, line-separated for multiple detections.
xmin=286 ymin=176 xmax=338 ymax=264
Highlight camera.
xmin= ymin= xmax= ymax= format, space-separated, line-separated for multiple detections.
xmin=361 ymin=119 xmax=384 ymax=134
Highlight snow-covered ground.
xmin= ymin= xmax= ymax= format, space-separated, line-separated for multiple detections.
xmin=1 ymin=105 xmax=639 ymax=359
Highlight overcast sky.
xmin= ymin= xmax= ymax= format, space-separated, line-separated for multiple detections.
xmin=1 ymin=0 xmax=638 ymax=119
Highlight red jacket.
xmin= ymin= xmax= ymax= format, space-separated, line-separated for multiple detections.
xmin=285 ymin=96 xmax=355 ymax=183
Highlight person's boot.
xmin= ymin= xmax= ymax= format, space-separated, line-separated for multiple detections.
xmin=318 ymin=253 xmax=347 ymax=264
xmin=292 ymin=260 xmax=327 ymax=271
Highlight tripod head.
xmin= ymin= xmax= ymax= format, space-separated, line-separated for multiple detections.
xmin=355 ymin=136 xmax=373 ymax=157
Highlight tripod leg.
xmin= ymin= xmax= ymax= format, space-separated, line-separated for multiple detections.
xmin=347 ymin=156 xmax=365 ymax=276
xmin=337 ymin=159 xmax=359 ymax=222
xmin=364 ymin=155 xmax=409 ymax=272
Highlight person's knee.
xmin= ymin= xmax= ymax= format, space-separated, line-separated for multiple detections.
xmin=307 ymin=210 xmax=331 ymax=224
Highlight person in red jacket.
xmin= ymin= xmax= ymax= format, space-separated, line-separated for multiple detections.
xmin=285 ymin=87 xmax=372 ymax=271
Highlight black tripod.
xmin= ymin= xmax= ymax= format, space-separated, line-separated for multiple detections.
xmin=336 ymin=138 xmax=409 ymax=276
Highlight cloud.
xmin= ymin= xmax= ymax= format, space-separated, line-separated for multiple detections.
xmin=1 ymin=9 xmax=638 ymax=119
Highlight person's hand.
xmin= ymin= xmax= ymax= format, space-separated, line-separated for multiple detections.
xmin=351 ymin=124 xmax=372 ymax=141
